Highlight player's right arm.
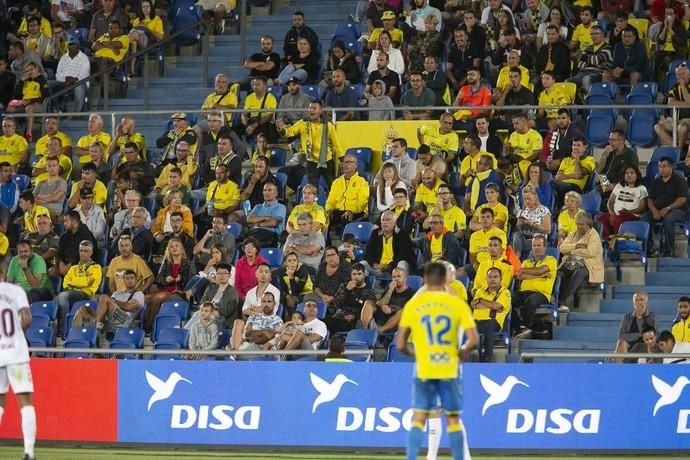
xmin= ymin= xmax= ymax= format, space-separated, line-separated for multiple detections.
xmin=19 ymin=307 xmax=32 ymax=330
xmin=460 ymin=327 xmax=479 ymax=361
xmin=395 ymin=326 xmax=414 ymax=356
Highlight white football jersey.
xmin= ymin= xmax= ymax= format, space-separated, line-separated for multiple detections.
xmin=0 ymin=283 xmax=31 ymax=367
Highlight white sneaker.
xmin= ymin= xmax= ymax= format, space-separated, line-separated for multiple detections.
xmin=558 ymin=305 xmax=570 ymax=313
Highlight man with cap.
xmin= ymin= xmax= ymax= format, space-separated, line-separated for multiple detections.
xmin=278 ymin=76 xmax=310 ymax=124
xmin=367 ymin=10 xmax=403 ymax=50
xmin=77 ymin=186 xmax=107 ymax=248
xmin=156 ymin=112 xmax=199 ymax=164
xmin=54 ymin=35 xmax=90 ymax=113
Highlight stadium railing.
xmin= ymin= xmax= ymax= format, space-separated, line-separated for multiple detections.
xmin=519 ymin=352 xmax=690 ymax=363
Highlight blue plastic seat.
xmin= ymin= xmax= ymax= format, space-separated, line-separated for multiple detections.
xmin=13 ymin=174 xmax=30 ymax=191
xmin=386 ymin=341 xmax=414 ymax=362
xmin=581 ymin=192 xmax=602 ymax=215
xmin=160 ymin=300 xmax=189 ymax=321
xmin=333 ymin=21 xmax=360 ymax=41
xmin=266 ymin=85 xmax=283 ymax=102
xmin=587 ymin=81 xmax=616 ymax=99
xmin=347 ymin=84 xmax=364 ymax=100
xmin=227 ymin=222 xmax=242 ymax=237
xmin=153 ymin=342 xmax=183 ymax=360
xmin=109 ymin=327 xmax=145 ymax=349
xmin=345 ymin=328 xmax=378 ymax=348
xmin=30 ymin=301 xmax=57 ymax=321
xmin=651 ymin=146 xmax=680 ymax=163
xmin=344 ymin=341 xmax=373 ymax=362
xmin=301 ymin=85 xmax=323 ymax=101
xmin=64 ymin=326 xmax=98 ymax=348
xmin=343 ymin=222 xmax=375 ymax=244
xmin=407 ymin=275 xmax=423 ymax=291
xmin=217 ymin=329 xmax=232 ymax=349
xmin=27 ymin=326 xmax=54 ymax=348
xmin=259 ymin=247 xmax=283 ymax=268
xmin=585 ymin=115 xmax=614 ymax=146
xmin=627 ymin=114 xmax=656 ymax=146
xmin=619 ymin=221 xmax=650 ymax=254
xmin=345 ymin=147 xmax=372 ymax=173
xmin=269 ymin=148 xmax=287 ymax=167
xmin=156 ymin=328 xmax=189 ymax=348
xmin=152 ymin=314 xmax=181 ymax=342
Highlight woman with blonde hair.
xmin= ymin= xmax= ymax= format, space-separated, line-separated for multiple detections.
xmin=557 ymin=191 xmax=584 ymax=244
xmin=152 ymin=189 xmax=193 ymax=238
xmin=145 ymin=238 xmax=196 ymax=330
xmin=375 ymin=162 xmax=407 ymax=213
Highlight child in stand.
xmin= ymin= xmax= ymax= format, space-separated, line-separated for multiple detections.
xmin=7 ymin=61 xmax=46 ymax=142
xmin=264 ymin=311 xmax=305 ymax=350
xmin=338 ymin=233 xmax=359 ymax=264
xmin=186 ymin=302 xmax=219 ymax=360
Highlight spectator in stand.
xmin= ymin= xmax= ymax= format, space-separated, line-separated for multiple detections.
xmin=0 ymin=58 xmax=15 ymax=111
xmin=422 ymin=55 xmax=448 ymax=105
xmin=406 ymin=14 xmax=442 ymax=74
xmin=481 ymin=0 xmax=514 ymax=30
xmin=110 ymin=206 xmax=154 ymax=260
xmin=557 ymin=191 xmax=585 ymax=244
xmin=240 ymin=263 xmax=281 ymax=319
xmin=512 ymin=185 xmax=552 ymax=259
xmin=279 ymin=36 xmax=319 ymax=85
xmin=627 ymin=326 xmax=664 ymax=363
xmin=106 ymin=233 xmax=154 ymax=294
xmin=518 ymin=163 xmax=553 ymax=210
xmin=8 ymin=41 xmax=46 ymax=83
xmin=32 ymin=157 xmax=67 ymax=219
xmin=0 ymin=117 xmax=28 ymax=168
xmin=35 ymin=116 xmax=72 ymax=158
xmin=154 ymin=142 xmax=198 ymax=203
xmin=557 ymin=212 xmax=604 ymax=313
xmin=234 ymin=237 xmax=268 ymax=300
xmin=74 ymin=114 xmax=112 ymax=170
xmin=144 ymin=238 xmax=196 ymax=330
xmin=460 ymin=207 xmax=507 ymax=278
xmin=365 ymin=52 xmax=400 ymax=103
xmin=505 ymin=112 xmax=542 ymax=179
xmin=32 ymin=136 xmax=73 ymax=184
xmin=413 ymin=168 xmax=445 ymax=222
xmin=283 ymin=11 xmax=319 ymax=62
xmin=474 ymin=115 xmax=502 ymax=157
xmin=152 ymin=209 xmax=195 ymax=267
xmin=17 ymin=190 xmax=50 ymax=237
xmin=76 ymin=187 xmax=106 ymax=248
xmin=270 ymin=299 xmax=327 ymax=351
xmin=672 ymin=296 xmax=690 ymax=343
xmin=362 ymin=266 xmax=413 ymax=333
xmin=272 ymin=251 xmax=314 ymax=318
xmin=535 ymin=24 xmax=571 ymax=85
xmin=185 ymin=302 xmax=219 ymax=360
xmin=54 ymin=210 xmax=96 ymax=276
xmin=535 ymin=71 xmax=568 ymax=131
xmin=111 ymin=142 xmax=156 ymax=196
xmin=324 ymin=69 xmax=358 ymax=121
xmin=127 ymin=0 xmax=163 ymax=76
xmin=541 ymin=109 xmax=582 ymax=174
xmin=378 ymin=138 xmax=416 ymax=186
xmin=7 ymin=239 xmax=53 ymax=304
xmin=374 ymin=163 xmax=407 ymax=214
xmin=193 ymin=214 xmax=235 ymax=267
xmin=230 ymin=291 xmax=283 ymax=359
xmin=54 ymin=35 xmax=89 ymax=112
xmin=598 ymin=165 xmax=647 ymax=239
xmin=51 ymin=0 xmax=84 ymax=24
xmin=512 ymin=234 xmax=558 ymax=339
xmin=569 ymin=24 xmax=613 ymax=96
xmin=55 ymin=240 xmax=102 ymax=333
xmin=92 ymin=19 xmax=129 ymax=75
xmin=597 ymin=128 xmax=640 ymax=194
xmin=26 ymin=214 xmax=60 ymax=269
xmin=110 ymin=189 xmax=151 ymax=239
xmin=468 ymin=183 xmax=508 ymax=232
xmin=494 ymin=51 xmax=531 ymax=97
xmin=378 ymin=187 xmax=414 ymax=236
xmin=309 ymin=245 xmax=350 ymax=302
xmin=607 ymin=26 xmax=647 ymax=86
xmin=655 ymin=64 xmax=690 ymax=150
xmin=325 ymin=154 xmax=369 ymax=233
xmin=368 ymin=31 xmax=405 ymax=77
xmin=278 ymin=77 xmax=310 ymax=124
xmin=400 ymin=72 xmax=436 ymax=120
xmin=552 ymin=137 xmax=596 ymax=209
xmin=614 ymin=291 xmax=657 ymax=354
xmin=643 ymin=156 xmax=688 ymax=256
xmin=654 ymin=7 xmax=688 ymax=87
xmin=421 ymin=213 xmax=462 ymax=266
xmin=472 ymin=266 xmax=511 ymax=362
xmin=0 ymin=162 xmax=18 ymax=214
xmin=151 ymin=190 xmax=193 ymax=239
xmin=246 ymin=182 xmax=286 ymax=247
xmin=490 ymin=28 xmax=531 ymax=83
xmin=157 ymin=112 xmax=199 ymax=163
xmin=287 ymin=184 xmax=326 ymax=233
xmin=106 ymin=116 xmax=147 ymax=165
xmin=242 ymin=35 xmax=281 ymax=88
xmin=452 ymin=67 xmax=491 ymax=131
xmin=361 ymin=210 xmax=413 ymax=276
xmin=422 ymin=183 xmax=466 ymax=239
xmin=570 ymin=6 xmax=596 ymax=52
xmin=416 ymin=113 xmax=458 ymax=166
xmin=367 ymin=80 xmax=395 ymax=121
xmin=412 ymin=144 xmax=447 ymax=188
xmin=494 ymin=66 xmax=534 ymax=125
xmin=518 ymin=0 xmax=550 ymax=47
xmin=7 ymin=61 xmax=46 ymax=142
xmin=200 ymin=74 xmax=238 ymax=127
xmin=324 ymin=263 xmax=376 ymax=334
xmin=283 ymin=213 xmax=325 ymax=273
xmin=67 ymin=162 xmax=107 ymax=210
xmin=93 ymin=269 xmax=145 ymax=330
xmin=367 ymin=10 xmax=403 ymax=50
xmin=366 ymin=0 xmax=395 ymax=34
xmin=89 ymin=0 xmax=128 ymax=43
xmin=446 ymin=28 xmax=482 ymax=93
xmin=322 ymin=41 xmax=360 ymax=89
xmin=187 ymin=263 xmax=240 ymax=329
xmin=240 ymin=155 xmax=282 ymax=208
xmin=465 ymin=157 xmax=503 ymax=215
xmin=406 ymin=0 xmax=442 ymax=32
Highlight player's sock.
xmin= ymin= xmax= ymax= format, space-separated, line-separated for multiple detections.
xmin=20 ymin=405 xmax=36 ymax=457
xmin=407 ymin=421 xmax=425 ymax=460
xmin=426 ymin=416 xmax=442 ymax=460
xmin=447 ymin=423 xmax=464 ymax=460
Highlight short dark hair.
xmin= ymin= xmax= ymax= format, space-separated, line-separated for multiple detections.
xmin=465 ymin=134 xmax=481 ymax=149
xmin=572 ymin=136 xmax=587 ymax=145
xmin=658 ymin=330 xmax=676 ymax=344
xmin=109 ymin=19 xmax=122 ymax=27
xmin=169 ymin=167 xmax=182 ymax=176
xmin=17 ymin=239 xmax=32 ymax=249
xmin=417 ymin=144 xmax=431 ymax=155
xmin=123 ymin=142 xmax=138 ymax=152
xmin=641 ymin=325 xmax=657 ymax=337
xmin=678 ymin=296 xmax=690 ymax=305
xmin=293 ymin=10 xmax=304 ymax=17
xmin=480 ymin=207 xmax=495 ymax=217
xmin=170 ymin=211 xmax=183 ymax=220
xmin=243 ymin=236 xmax=261 ymax=250
xmin=215 ymin=262 xmax=232 ymax=273
xmin=123 ymin=269 xmax=137 ymax=277
xmin=0 ymin=162 xmax=11 ymax=169
xmin=218 ymin=134 xmax=233 ymax=144
xmin=66 ymin=210 xmax=81 ymax=222
xmin=342 ymin=233 xmax=355 ymax=244
xmin=257 ymin=262 xmax=271 ymax=271
xmin=20 ymin=190 xmax=35 ymax=203
xmin=659 ymin=156 xmax=675 ymax=167
xmin=488 ymin=236 xmax=503 ymax=245
xmin=351 ymin=262 xmax=365 ymax=273
xmin=328 ymin=335 xmax=346 ymax=354
xmin=393 ymin=187 xmax=407 ymax=197
xmin=508 ymin=66 xmax=521 ymax=76
xmin=557 ymin=108 xmax=571 ymax=117
xmin=324 ymin=245 xmax=338 ymax=255
xmin=82 ymin=162 xmax=97 ymax=173
xmin=467 ymin=65 xmax=481 ymax=75
xmin=392 ymin=137 xmax=408 ymax=149
xmin=424 ymin=262 xmax=447 ymax=285
xmin=255 ymin=155 xmax=269 ymax=166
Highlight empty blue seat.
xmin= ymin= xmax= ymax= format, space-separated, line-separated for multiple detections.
xmin=386 ymin=341 xmax=414 ymax=362
xmin=347 ymin=84 xmax=364 ymax=100
xmin=266 ymin=85 xmax=283 ymax=102
xmin=12 ymin=174 xmax=30 ymax=191
xmin=585 ymin=115 xmax=614 ymax=146
xmin=217 ymin=329 xmax=232 ymax=349
xmin=152 ymin=314 xmax=181 ymax=342
xmin=345 ymin=328 xmax=378 ymax=348
xmin=269 ymin=148 xmax=287 ymax=168
xmin=157 ymin=327 xmax=189 ymax=348
xmin=581 ymin=192 xmax=602 ymax=215
xmin=343 ymin=222 xmax=375 ymax=244
xmin=407 ymin=275 xmax=423 ymax=291
xmin=64 ymin=326 xmax=98 ymax=348
xmin=30 ymin=315 xmax=50 ymax=329
xmin=153 ymin=342 xmax=183 ymax=360
xmin=587 ymin=81 xmax=617 ymax=99
xmin=160 ymin=300 xmax=189 ymax=321
xmin=344 ymin=341 xmax=372 ymax=362
xmin=333 ymin=21 xmax=360 ymax=41
xmin=227 ymin=222 xmax=242 ymax=237
xmin=627 ymin=114 xmax=656 ymax=146
xmin=651 ymin=146 xmax=680 ymax=163
xmin=27 ymin=326 xmax=54 ymax=347
xmin=301 ymin=85 xmax=323 ymax=101
xmin=260 ymin=247 xmax=283 ymax=268
xmin=109 ymin=327 xmax=145 ymax=349
xmin=30 ymin=301 xmax=57 ymax=321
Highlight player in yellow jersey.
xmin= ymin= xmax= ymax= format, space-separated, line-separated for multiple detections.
xmin=397 ymin=262 xmax=478 ymax=460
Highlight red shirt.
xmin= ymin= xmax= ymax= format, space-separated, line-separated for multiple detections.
xmin=234 ymin=254 xmax=268 ymax=298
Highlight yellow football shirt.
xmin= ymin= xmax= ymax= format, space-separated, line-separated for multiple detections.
xmin=495 ymin=65 xmax=531 ymax=91
xmin=33 ymin=154 xmax=72 ymax=184
xmin=472 ymin=287 xmax=511 ymax=329
xmin=94 ymin=34 xmax=129 ymax=63
xmin=572 ymin=23 xmax=593 ymax=51
xmin=206 ymin=180 xmax=240 ymax=212
xmin=672 ymin=318 xmax=690 ymax=343
xmin=538 ymin=87 xmax=569 ymax=119
xmin=76 ymin=131 xmax=112 ymax=164
xmin=469 ymin=227 xmax=507 ymax=265
xmin=380 ymin=235 xmax=394 ymax=265
xmin=557 ymin=156 xmax=596 ymax=190
xmin=419 ymin=125 xmax=459 ymax=156
xmin=508 ymin=129 xmax=543 ymax=177
xmin=558 ymin=209 xmax=585 ymax=237
xmin=439 ymin=205 xmax=467 ymax=234
xmin=429 ymin=233 xmax=444 ymax=261
xmin=472 ymin=202 xmax=509 ymax=231
xmin=35 ymin=131 xmax=72 ymax=157
xmin=520 ymin=255 xmax=558 ymax=299
xmin=288 ymin=203 xmax=327 ymax=230
xmin=70 ymin=180 xmax=107 ymax=208
xmin=415 ymin=180 xmax=445 ymax=211
xmin=0 ymin=134 xmax=28 ymax=166
xmin=399 ymin=290 xmax=476 ymax=380
xmin=24 ymin=205 xmax=51 ymax=233
xmin=473 ymin=258 xmax=513 ymax=293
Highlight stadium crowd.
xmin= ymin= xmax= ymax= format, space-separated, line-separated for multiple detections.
xmin=0 ymin=0 xmax=689 ymax=361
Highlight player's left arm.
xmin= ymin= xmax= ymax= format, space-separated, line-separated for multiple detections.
xmin=396 ymin=326 xmax=414 ymax=356
xmin=19 ymin=307 xmax=32 ymax=330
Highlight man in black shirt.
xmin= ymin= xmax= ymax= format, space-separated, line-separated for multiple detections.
xmin=360 ymin=267 xmax=414 ymax=333
xmin=311 ymin=246 xmax=352 ymax=304
xmin=55 ymin=210 xmax=97 ymax=276
xmin=446 ymin=28 xmax=482 ymax=92
xmin=0 ymin=58 xmax=15 ymax=110
xmin=283 ymin=11 xmax=319 ymax=62
xmin=365 ymin=52 xmax=400 ymax=103
xmin=494 ymin=66 xmax=534 ymax=123
xmin=240 ymin=155 xmax=282 ymax=207
xmin=324 ymin=263 xmax=376 ymax=334
xmin=114 ymin=142 xmax=156 ymax=196
xmin=541 ymin=109 xmax=583 ymax=173
xmin=643 ymin=156 xmax=689 ymax=256
xmin=242 ymin=35 xmax=281 ymax=89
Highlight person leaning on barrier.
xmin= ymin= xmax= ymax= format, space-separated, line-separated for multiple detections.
xmin=614 ymin=291 xmax=657 ymax=355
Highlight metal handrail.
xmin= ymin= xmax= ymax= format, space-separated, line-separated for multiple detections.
xmin=29 ymin=347 xmax=373 ymax=357
xmin=519 ymin=352 xmax=690 ymax=363
xmin=44 ymin=15 xmax=209 ymax=110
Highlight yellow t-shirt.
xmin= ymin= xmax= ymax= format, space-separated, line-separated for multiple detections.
xmin=508 ymin=129 xmax=543 ymax=178
xmin=538 ymin=87 xmax=569 ymax=119
xmin=24 ymin=205 xmax=51 ymax=233
xmin=419 ymin=125 xmax=459 ymax=156
xmin=369 ymin=27 xmax=404 ymax=46
xmin=35 ymin=131 xmax=72 ymax=157
xmin=76 ymin=131 xmax=112 ymax=164
xmin=472 ymin=202 xmax=509 ymax=231
xmin=94 ymin=33 xmax=129 ymax=63
xmin=558 ymin=208 xmax=585 ymax=237
xmin=201 ymin=90 xmax=239 ymax=125
xmin=243 ymin=91 xmax=277 ymax=120
xmin=18 ymin=17 xmax=53 ymax=37
xmin=206 ymin=180 xmax=241 ymax=212
xmin=415 ymin=180 xmax=445 ymax=212
xmin=380 ymin=234 xmax=394 ymax=265
xmin=520 ymin=255 xmax=558 ymax=300
xmin=459 ymin=151 xmax=497 ymax=186
xmin=448 ymin=279 xmax=468 ymax=303
xmin=495 ymin=65 xmax=531 ymax=91
xmin=557 ymin=156 xmax=596 ymax=190
xmin=288 ymin=203 xmax=328 ymax=230
xmin=33 ymin=154 xmax=72 ymax=184
xmin=399 ymin=291 xmax=476 ymax=380
xmin=132 ymin=16 xmax=164 ymax=36
xmin=0 ymin=134 xmax=28 ymax=166
xmin=429 ymin=233 xmax=444 ymax=261
xmin=572 ymin=23 xmax=594 ymax=51
xmin=70 ymin=180 xmax=108 ymax=208
xmin=672 ymin=318 xmax=690 ymax=343
xmin=473 ymin=258 xmax=513 ymax=293
xmin=439 ymin=205 xmax=467 ymax=234
xmin=114 ymin=132 xmax=148 ymax=159
xmin=472 ymin=287 xmax=511 ymax=329
xmin=469 ymin=227 xmax=507 ymax=265
xmin=63 ymin=262 xmax=103 ymax=298
xmin=106 ymin=254 xmax=154 ymax=292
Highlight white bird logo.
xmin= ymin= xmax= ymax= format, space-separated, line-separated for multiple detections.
xmin=146 ymin=371 xmax=192 ymax=411
xmin=310 ymin=372 xmax=358 ymax=413
xmin=651 ymin=375 xmax=690 ymax=416
xmin=480 ymin=374 xmax=529 ymax=415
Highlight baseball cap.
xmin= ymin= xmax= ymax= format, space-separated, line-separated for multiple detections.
xmin=67 ymin=35 xmax=80 ymax=46
xmin=80 ymin=187 xmax=94 ymax=198
xmin=171 ymin=112 xmax=187 ymax=120
xmin=381 ymin=11 xmax=395 ymax=20
xmin=286 ymin=77 xmax=301 ymax=85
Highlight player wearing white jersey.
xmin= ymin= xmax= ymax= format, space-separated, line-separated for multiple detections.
xmin=0 ymin=281 xmax=37 ymax=460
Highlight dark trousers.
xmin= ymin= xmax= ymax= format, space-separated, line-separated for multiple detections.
xmin=476 ymin=319 xmax=500 ymax=361
xmin=558 ymin=266 xmax=589 ymax=309
xmin=511 ymin=290 xmax=549 ymax=333
xmin=641 ymin=208 xmax=687 ymax=254
xmin=28 ymin=288 xmax=54 ymax=305
xmin=306 ymin=159 xmax=335 ymax=189
xmin=324 ymin=316 xmax=357 ymax=334
xmin=551 ymin=180 xmax=582 ymax=210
